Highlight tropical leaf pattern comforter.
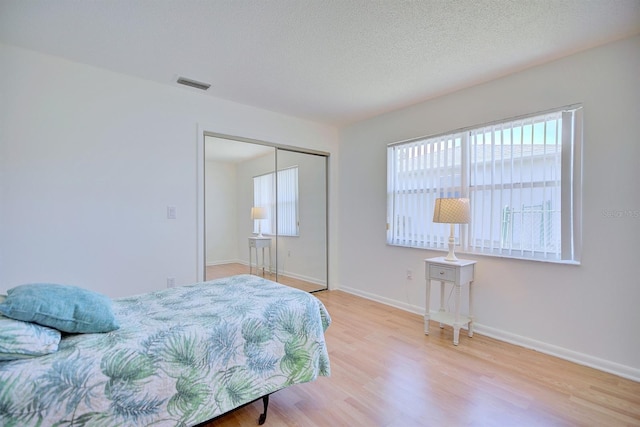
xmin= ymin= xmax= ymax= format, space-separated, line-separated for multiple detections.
xmin=0 ymin=274 xmax=331 ymax=426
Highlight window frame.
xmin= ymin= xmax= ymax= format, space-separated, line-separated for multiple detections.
xmin=386 ymin=105 xmax=583 ymax=264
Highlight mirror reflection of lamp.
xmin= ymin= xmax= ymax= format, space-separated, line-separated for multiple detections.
xmin=432 ymin=198 xmax=470 ymax=262
xmin=251 ymin=207 xmax=267 ymax=238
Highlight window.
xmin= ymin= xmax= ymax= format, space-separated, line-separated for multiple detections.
xmin=253 ymin=166 xmax=299 ymax=236
xmin=387 ymin=105 xmax=582 ymax=262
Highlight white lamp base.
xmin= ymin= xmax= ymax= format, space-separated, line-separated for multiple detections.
xmin=444 ymin=250 xmax=459 ymax=262
xmin=444 ymin=224 xmax=459 ymax=262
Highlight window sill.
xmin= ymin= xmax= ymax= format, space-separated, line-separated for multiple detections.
xmin=388 ymin=243 xmax=580 ymax=266
xmin=454 ymin=249 xmax=581 ymax=266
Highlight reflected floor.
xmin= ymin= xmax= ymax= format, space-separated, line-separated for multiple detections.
xmin=205 ymin=263 xmax=326 ymax=293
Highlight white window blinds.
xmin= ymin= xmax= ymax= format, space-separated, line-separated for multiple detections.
xmin=387 ymin=105 xmax=582 ymax=262
xmin=253 ymin=166 xmax=299 ymax=236
xmin=387 ymin=132 xmax=464 ymax=249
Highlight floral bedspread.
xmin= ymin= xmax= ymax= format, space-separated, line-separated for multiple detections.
xmin=0 ymin=275 xmax=331 ymax=426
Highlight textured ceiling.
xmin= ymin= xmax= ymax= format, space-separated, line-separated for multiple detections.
xmin=1 ymin=0 xmax=639 ymax=126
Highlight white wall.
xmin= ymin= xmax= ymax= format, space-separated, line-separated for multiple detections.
xmin=205 ymin=160 xmax=238 ymax=265
xmin=0 ymin=43 xmax=339 ymax=297
xmin=338 ymin=35 xmax=640 ymax=380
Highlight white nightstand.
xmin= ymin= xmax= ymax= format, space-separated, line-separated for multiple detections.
xmin=424 ymin=257 xmax=476 ymax=345
xmin=249 ymin=237 xmax=272 ymax=276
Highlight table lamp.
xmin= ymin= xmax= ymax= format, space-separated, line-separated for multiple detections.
xmin=432 ymin=198 xmax=470 ymax=262
xmin=251 ymin=207 xmax=267 ymax=238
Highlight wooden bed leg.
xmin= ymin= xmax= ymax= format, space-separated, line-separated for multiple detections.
xmin=258 ymin=394 xmax=269 ymax=425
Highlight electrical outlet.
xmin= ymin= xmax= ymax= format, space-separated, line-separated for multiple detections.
xmin=167 ymin=277 xmax=176 ymax=288
xmin=406 ymin=269 xmax=412 ymax=280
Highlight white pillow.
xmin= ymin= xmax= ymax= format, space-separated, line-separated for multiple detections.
xmin=0 ymin=295 xmax=61 ymax=361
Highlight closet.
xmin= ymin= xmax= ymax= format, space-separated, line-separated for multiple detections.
xmin=203 ymin=134 xmax=328 ymax=292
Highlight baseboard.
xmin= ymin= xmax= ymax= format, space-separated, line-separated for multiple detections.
xmin=339 ymin=285 xmax=640 ymax=383
xmin=339 ymin=285 xmax=424 ymax=316
xmin=474 ymin=324 xmax=640 ymax=382
xmin=206 ymin=259 xmax=244 ymax=267
xmin=208 ymin=261 xmax=326 ymax=287
xmin=277 ymin=270 xmax=326 ymax=287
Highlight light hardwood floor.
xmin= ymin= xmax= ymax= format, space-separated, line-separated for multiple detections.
xmin=205 ymin=290 xmax=640 ymax=426
xmin=206 ymin=263 xmax=326 ymax=293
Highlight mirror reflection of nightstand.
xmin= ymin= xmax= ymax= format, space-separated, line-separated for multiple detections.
xmin=249 ymin=237 xmax=271 ymax=276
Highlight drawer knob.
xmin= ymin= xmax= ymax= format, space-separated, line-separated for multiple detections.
xmin=439 ymin=271 xmax=444 ymax=275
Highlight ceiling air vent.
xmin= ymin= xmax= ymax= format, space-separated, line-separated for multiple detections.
xmin=176 ymin=76 xmax=211 ymax=91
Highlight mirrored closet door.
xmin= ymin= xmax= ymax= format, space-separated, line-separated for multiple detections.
xmin=204 ymin=134 xmax=328 ymax=293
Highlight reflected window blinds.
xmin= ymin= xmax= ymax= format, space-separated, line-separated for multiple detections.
xmin=254 ymin=167 xmax=299 ymax=236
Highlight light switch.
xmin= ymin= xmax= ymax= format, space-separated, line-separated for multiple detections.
xmin=167 ymin=206 xmax=177 ymax=219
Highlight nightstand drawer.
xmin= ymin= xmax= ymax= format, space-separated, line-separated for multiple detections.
xmin=429 ymin=265 xmax=455 ymax=281
xmin=248 ymin=238 xmax=271 ymax=249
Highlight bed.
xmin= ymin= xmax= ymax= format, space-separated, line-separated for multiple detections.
xmin=0 ymin=274 xmax=331 ymax=426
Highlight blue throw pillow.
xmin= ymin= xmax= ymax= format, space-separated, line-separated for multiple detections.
xmin=0 ymin=284 xmax=119 ymax=333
